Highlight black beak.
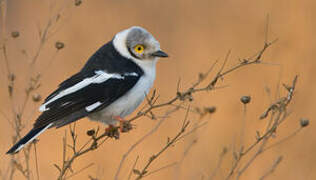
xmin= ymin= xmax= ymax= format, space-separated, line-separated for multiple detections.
xmin=152 ymin=50 xmax=168 ymax=58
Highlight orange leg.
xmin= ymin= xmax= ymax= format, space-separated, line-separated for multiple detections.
xmin=105 ymin=124 xmax=114 ymax=132
xmin=113 ymin=116 xmax=132 ymax=132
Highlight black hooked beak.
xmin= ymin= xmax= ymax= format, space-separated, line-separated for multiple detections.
xmin=152 ymin=50 xmax=168 ymax=58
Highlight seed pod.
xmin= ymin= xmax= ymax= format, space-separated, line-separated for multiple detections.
xmin=87 ymin=129 xmax=95 ymax=136
xmin=300 ymin=118 xmax=309 ymax=128
xmin=11 ymin=31 xmax=20 ymax=38
xmin=75 ymin=0 xmax=82 ymax=6
xmin=32 ymin=93 xmax=41 ymax=102
xmin=204 ymin=106 xmax=216 ymax=114
xmin=240 ymin=96 xmax=251 ymax=104
xmin=55 ymin=41 xmax=65 ymax=50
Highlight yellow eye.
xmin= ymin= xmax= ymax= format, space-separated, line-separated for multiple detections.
xmin=134 ymin=44 xmax=144 ymax=54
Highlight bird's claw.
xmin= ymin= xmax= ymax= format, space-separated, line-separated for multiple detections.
xmin=105 ymin=116 xmax=133 ymax=139
xmin=119 ymin=121 xmax=133 ymax=133
xmin=113 ymin=116 xmax=133 ymax=133
xmin=105 ymin=125 xmax=120 ymax=139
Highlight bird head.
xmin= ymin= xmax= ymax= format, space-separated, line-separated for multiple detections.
xmin=113 ymin=26 xmax=168 ymax=62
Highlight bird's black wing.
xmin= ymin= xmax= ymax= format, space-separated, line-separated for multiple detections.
xmin=33 ymin=70 xmax=142 ymax=129
xmin=7 ymin=41 xmax=145 ymax=154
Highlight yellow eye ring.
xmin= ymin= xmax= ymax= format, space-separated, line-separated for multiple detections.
xmin=134 ymin=44 xmax=144 ymax=54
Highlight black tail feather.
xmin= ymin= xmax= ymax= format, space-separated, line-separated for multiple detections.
xmin=6 ymin=123 xmax=52 ymax=154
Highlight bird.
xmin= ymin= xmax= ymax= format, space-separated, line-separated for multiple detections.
xmin=6 ymin=26 xmax=168 ymax=154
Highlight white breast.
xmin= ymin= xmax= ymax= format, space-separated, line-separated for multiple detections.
xmin=88 ymin=60 xmax=157 ymax=125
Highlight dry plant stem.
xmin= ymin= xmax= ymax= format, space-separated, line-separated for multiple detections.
xmin=56 ymin=124 xmax=110 ymax=180
xmin=1 ymin=2 xmax=76 ymax=180
xmin=56 ymin=128 xmax=97 ymax=179
xmin=1 ymin=44 xmax=11 ymax=76
xmin=239 ymin=104 xmax=247 ymax=152
xmin=259 ymin=156 xmax=283 ymax=180
xmin=114 ymin=106 xmax=182 ymax=180
xmin=173 ymin=138 xmax=198 ymax=180
xmin=178 ymin=138 xmax=198 ymax=166
xmin=33 ymin=142 xmax=40 ymax=180
xmin=142 ymin=162 xmax=178 ymax=178
xmin=65 ymin=163 xmax=94 ymax=179
xmin=129 ymin=40 xmax=276 ymax=125
xmin=209 ymin=148 xmax=228 ymax=180
xmin=127 ymin=156 xmax=139 ymax=180
xmin=134 ymin=109 xmax=191 ymax=180
xmin=262 ymin=127 xmax=302 ymax=152
xmin=225 ymin=75 xmax=299 ymax=180
xmin=1 ymin=7 xmax=34 ymax=180
xmin=31 ymin=1 xmax=68 ymax=65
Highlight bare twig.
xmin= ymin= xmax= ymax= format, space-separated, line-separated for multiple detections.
xmin=114 ymin=106 xmax=181 ymax=180
xmin=225 ymin=75 xmax=299 ymax=180
xmin=239 ymin=103 xmax=248 ymax=152
xmin=263 ymin=127 xmax=302 ymax=152
xmin=134 ymin=108 xmax=191 ymax=180
xmin=209 ymin=147 xmax=228 ymax=180
xmin=127 ymin=156 xmax=139 ymax=180
xmin=65 ymin=163 xmax=94 ymax=180
xmin=33 ymin=141 xmax=40 ymax=180
xmin=142 ymin=162 xmax=178 ymax=178
xmin=128 ymin=40 xmax=274 ymax=124
xmin=259 ymin=156 xmax=283 ymax=180
xmin=1 ymin=2 xmax=78 ymax=180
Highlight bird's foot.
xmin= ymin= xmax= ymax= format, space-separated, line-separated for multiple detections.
xmin=113 ymin=116 xmax=133 ymax=133
xmin=105 ymin=125 xmax=120 ymax=139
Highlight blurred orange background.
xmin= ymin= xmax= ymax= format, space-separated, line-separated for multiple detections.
xmin=1 ymin=0 xmax=316 ymax=179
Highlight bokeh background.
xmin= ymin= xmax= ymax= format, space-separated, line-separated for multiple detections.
xmin=1 ymin=0 xmax=316 ymax=179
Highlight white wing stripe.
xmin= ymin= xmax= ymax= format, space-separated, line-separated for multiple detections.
xmin=124 ymin=72 xmax=138 ymax=76
xmin=39 ymin=71 xmax=126 ymax=112
xmin=85 ymin=101 xmax=102 ymax=112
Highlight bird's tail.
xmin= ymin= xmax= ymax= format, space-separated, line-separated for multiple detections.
xmin=6 ymin=123 xmax=53 ymax=154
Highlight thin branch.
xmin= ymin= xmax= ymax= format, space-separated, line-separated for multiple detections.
xmin=142 ymin=162 xmax=178 ymax=178
xmin=127 ymin=156 xmax=139 ymax=180
xmin=225 ymin=75 xmax=298 ymax=180
xmin=114 ymin=106 xmax=180 ymax=180
xmin=127 ymin=41 xmax=274 ymax=124
xmin=259 ymin=156 xmax=283 ymax=180
xmin=33 ymin=141 xmax=40 ymax=180
xmin=65 ymin=163 xmax=94 ymax=180
xmin=174 ymin=138 xmax=198 ymax=180
xmin=239 ymin=104 xmax=248 ymax=153
xmin=1 ymin=44 xmax=11 ymax=76
xmin=134 ymin=108 xmax=191 ymax=180
xmin=209 ymin=147 xmax=228 ymax=180
xmin=263 ymin=128 xmax=302 ymax=152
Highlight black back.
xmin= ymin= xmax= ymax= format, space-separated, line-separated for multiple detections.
xmin=33 ymin=41 xmax=144 ymax=129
